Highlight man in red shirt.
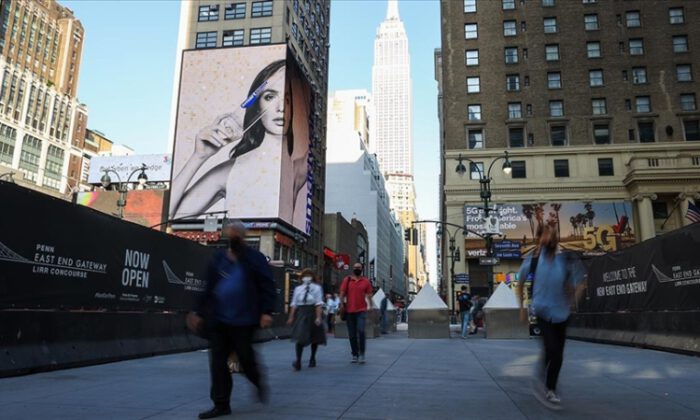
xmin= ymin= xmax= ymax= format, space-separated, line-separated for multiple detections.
xmin=339 ymin=262 xmax=373 ymax=364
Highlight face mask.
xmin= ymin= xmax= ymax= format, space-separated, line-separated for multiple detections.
xmin=353 ymin=268 xmax=362 ymax=276
xmin=302 ymin=276 xmax=312 ymax=284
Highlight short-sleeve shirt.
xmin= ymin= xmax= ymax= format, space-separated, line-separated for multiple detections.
xmin=291 ymin=282 xmax=324 ymax=307
xmin=341 ymin=276 xmax=372 ymax=313
xmin=457 ymin=292 xmax=472 ymax=312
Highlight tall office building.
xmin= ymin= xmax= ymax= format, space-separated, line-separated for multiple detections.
xmin=440 ymin=0 xmax=700 ymax=306
xmin=169 ymin=1 xmax=330 ymax=271
xmin=0 ymin=0 xmax=89 ymax=198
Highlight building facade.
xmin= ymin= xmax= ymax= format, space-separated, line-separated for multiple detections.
xmin=0 ymin=0 xmax=90 ymax=198
xmin=169 ymin=0 xmax=330 ymax=272
xmin=325 ymin=89 xmax=406 ymax=298
xmin=440 ymin=0 xmax=700 ymax=307
xmin=322 ymin=213 xmax=368 ymax=293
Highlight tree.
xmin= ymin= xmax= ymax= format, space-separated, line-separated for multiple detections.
xmin=584 ymin=202 xmax=596 ymax=227
xmin=551 ymin=203 xmax=562 ymax=237
xmin=522 ymin=204 xmax=535 ymax=242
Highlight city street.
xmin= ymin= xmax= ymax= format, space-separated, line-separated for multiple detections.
xmin=1 ymin=327 xmax=698 ymax=420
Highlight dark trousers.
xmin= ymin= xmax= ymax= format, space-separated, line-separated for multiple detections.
xmin=208 ymin=323 xmax=263 ymax=407
xmin=538 ymin=317 xmax=568 ymax=391
xmin=327 ymin=313 xmax=335 ymax=333
xmin=346 ymin=311 xmax=366 ymax=356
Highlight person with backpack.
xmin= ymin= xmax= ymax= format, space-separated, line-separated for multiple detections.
xmin=457 ymin=286 xmax=472 ymax=338
xmin=517 ymin=224 xmax=585 ymax=410
xmin=338 ymin=263 xmax=373 ymax=364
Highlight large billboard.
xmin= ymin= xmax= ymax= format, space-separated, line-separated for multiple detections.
xmin=169 ymin=45 xmax=312 ymax=234
xmin=87 ymin=154 xmax=172 ymax=184
xmin=76 ymin=190 xmax=166 ymax=227
xmin=464 ymin=201 xmax=636 ymax=257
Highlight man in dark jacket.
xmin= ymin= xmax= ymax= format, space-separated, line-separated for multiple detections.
xmin=188 ymin=220 xmax=277 ymax=419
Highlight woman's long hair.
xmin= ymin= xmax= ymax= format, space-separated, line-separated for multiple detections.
xmin=231 ymin=59 xmax=286 ymax=159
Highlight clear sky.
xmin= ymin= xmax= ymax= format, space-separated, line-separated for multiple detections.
xmin=64 ymin=0 xmax=440 ymax=285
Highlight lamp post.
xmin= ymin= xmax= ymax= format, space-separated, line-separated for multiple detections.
xmin=455 ymin=151 xmax=512 ymax=294
xmin=100 ymin=163 xmax=148 ymax=219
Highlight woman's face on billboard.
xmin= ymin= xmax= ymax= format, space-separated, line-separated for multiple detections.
xmin=259 ymin=68 xmax=286 ymax=136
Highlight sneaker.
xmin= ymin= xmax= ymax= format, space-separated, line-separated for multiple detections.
xmin=309 ymin=359 xmax=316 ymax=368
xmin=545 ymin=390 xmax=561 ymax=404
xmin=532 ymin=383 xmax=562 ymax=411
xmin=358 ymin=354 xmax=366 ymax=364
xmin=198 ymin=406 xmax=232 ymax=419
xmin=351 ymin=356 xmax=359 ymax=363
xmin=292 ymin=361 xmax=301 ymax=371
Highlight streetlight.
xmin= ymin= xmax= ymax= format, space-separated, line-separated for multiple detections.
xmin=455 ymin=151 xmax=512 ymax=293
xmin=101 ymin=163 xmax=149 ymax=219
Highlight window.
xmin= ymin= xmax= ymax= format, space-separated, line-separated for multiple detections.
xmin=467 ymin=76 xmax=480 ymax=93
xmin=594 ymin=123 xmax=610 ymax=144
xmin=195 ymin=31 xmax=217 ymax=49
xmin=584 ymin=14 xmax=599 ymax=31
xmin=673 ymin=36 xmax=689 ymax=53
xmin=524 ymin=76 xmax=530 ymax=87
xmin=626 ymin=11 xmax=641 ymax=28
xmin=508 ymin=102 xmax=522 ymax=119
xmin=635 ymin=96 xmax=651 ymax=113
xmin=544 ymin=17 xmax=557 ymax=33
xmin=465 ymin=23 xmax=478 ymax=39
xmin=669 ymin=7 xmax=684 ymax=24
xmin=652 ymin=202 xmax=668 ymax=220
xmin=589 ymin=69 xmax=604 ymax=86
xmin=587 ymin=41 xmax=601 ymax=58
xmin=468 ymin=129 xmax=484 ymax=149
xmin=681 ymin=94 xmax=697 ymax=111
xmin=598 ymin=158 xmax=614 ymax=176
xmin=250 ymin=27 xmax=271 ymax=44
xmin=684 ymin=120 xmax=700 ymax=141
xmin=225 ymin=3 xmax=246 ymax=20
xmin=470 ymin=162 xmax=484 ymax=180
xmin=511 ymin=161 xmax=526 ymax=178
xmin=632 ymin=67 xmax=647 ymax=84
xmin=466 ymin=49 xmax=479 ymax=66
xmin=629 ymin=39 xmax=644 ymax=55
xmin=542 ymin=0 xmax=554 ymax=6
xmin=198 ymin=5 xmax=219 ymax=21
xmin=504 ymin=20 xmax=517 ymax=37
xmin=506 ymin=74 xmax=520 ymax=91
xmin=504 ymin=47 xmax=518 ymax=64
xmin=509 ymin=127 xmax=524 ymax=147
xmin=592 ymin=98 xmax=607 ymax=115
xmin=677 ymin=64 xmax=692 ymax=82
xmin=622 ymin=70 xmax=628 ymax=81
xmin=628 ymin=129 xmax=636 ymax=141
xmin=551 ymin=126 xmax=567 ymax=146
xmin=549 ymin=100 xmax=564 ymax=117
xmin=464 ymin=0 xmax=476 ymax=13
xmin=503 ymin=0 xmax=515 ymax=10
xmin=251 ymin=1 xmax=273 ymax=17
xmin=582 ymin=0 xmax=597 ymax=3
xmin=526 ymin=104 xmax=533 ymax=116
xmin=638 ymin=122 xmax=655 ymax=142
xmin=467 ymin=104 xmax=481 ymax=120
xmin=545 ymin=44 xmax=559 ymax=61
xmin=554 ymin=159 xmax=569 ymax=177
xmin=222 ymin=29 xmax=244 ymax=47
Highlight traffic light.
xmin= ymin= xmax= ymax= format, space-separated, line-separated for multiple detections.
xmin=411 ymin=228 xmax=418 ymax=246
xmin=404 ymin=228 xmax=411 ymax=242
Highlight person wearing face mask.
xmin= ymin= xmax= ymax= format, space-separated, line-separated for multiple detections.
xmin=339 ymin=263 xmax=373 ymax=364
xmin=187 ymin=220 xmax=277 ymax=419
xmin=287 ymin=269 xmax=326 ymax=370
xmin=517 ymin=224 xmax=586 ymax=410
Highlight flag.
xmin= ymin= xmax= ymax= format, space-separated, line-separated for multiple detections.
xmin=686 ymin=200 xmax=700 ymax=224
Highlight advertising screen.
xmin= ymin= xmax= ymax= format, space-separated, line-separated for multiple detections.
xmin=463 ymin=201 xmax=636 ymax=257
xmin=87 ymin=154 xmax=172 ymax=184
xmin=169 ymin=45 xmax=312 ymax=234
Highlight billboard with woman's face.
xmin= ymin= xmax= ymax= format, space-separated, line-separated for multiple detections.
xmin=169 ymin=45 xmax=312 ymax=234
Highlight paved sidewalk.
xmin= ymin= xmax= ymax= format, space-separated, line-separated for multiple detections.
xmin=1 ymin=329 xmax=699 ymax=419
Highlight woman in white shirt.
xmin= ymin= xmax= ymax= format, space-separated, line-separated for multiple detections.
xmin=325 ymin=293 xmax=340 ymax=334
xmin=287 ymin=269 xmax=326 ymax=370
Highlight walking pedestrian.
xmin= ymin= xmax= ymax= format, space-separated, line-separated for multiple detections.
xmin=379 ymin=295 xmax=389 ymax=334
xmin=325 ymin=293 xmax=340 ymax=333
xmin=339 ymin=263 xmax=373 ymax=364
xmin=517 ymin=224 xmax=585 ymax=410
xmin=457 ymin=286 xmax=472 ymax=338
xmin=287 ymin=269 xmax=326 ymax=370
xmin=186 ymin=220 xmax=276 ymax=419
xmin=469 ymin=295 xmax=484 ymax=335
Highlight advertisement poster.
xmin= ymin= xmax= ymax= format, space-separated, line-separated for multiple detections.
xmin=87 ymin=154 xmax=172 ymax=184
xmin=169 ymin=45 xmax=312 ymax=234
xmin=464 ymin=202 xmax=636 ymax=257
xmin=76 ymin=190 xmax=166 ymax=227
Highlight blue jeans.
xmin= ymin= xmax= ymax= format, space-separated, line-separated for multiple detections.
xmin=346 ymin=312 xmax=366 ymax=356
xmin=460 ymin=311 xmax=471 ymax=338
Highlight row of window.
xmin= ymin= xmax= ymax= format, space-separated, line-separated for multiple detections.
xmin=465 ymin=120 xmax=700 ymax=152
xmin=195 ymin=28 xmax=271 ymax=48
xmin=467 ymin=157 xmax=614 ymax=180
xmin=464 ymin=0 xmax=687 ymax=26
xmin=198 ymin=2 xmax=273 ymax=22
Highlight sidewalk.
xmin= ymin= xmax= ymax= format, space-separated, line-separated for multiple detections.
xmin=1 ymin=330 xmax=698 ymax=419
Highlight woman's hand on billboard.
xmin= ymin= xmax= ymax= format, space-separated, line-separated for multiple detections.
xmin=194 ymin=114 xmax=242 ymax=158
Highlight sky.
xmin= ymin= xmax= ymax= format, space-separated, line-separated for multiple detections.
xmin=64 ymin=0 xmax=441 ymax=286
